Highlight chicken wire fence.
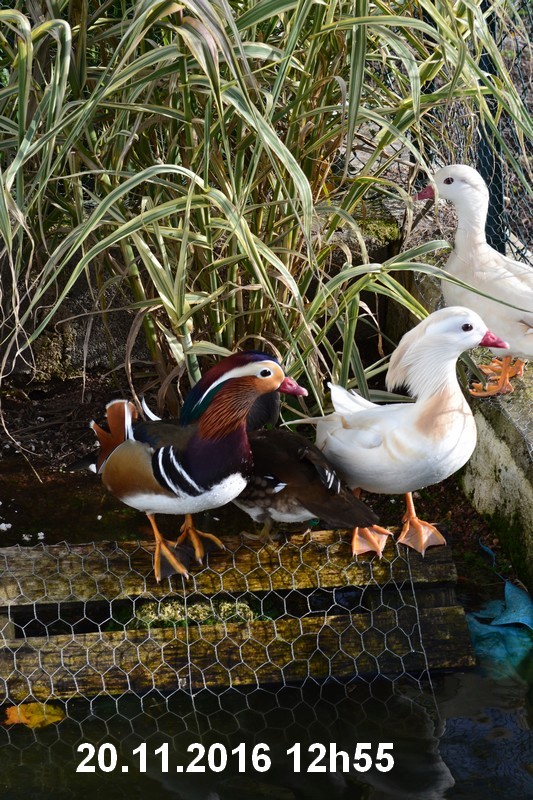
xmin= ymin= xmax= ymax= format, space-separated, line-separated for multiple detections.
xmin=0 ymin=673 xmax=448 ymax=799
xmin=0 ymin=528 xmax=460 ymax=793
xmin=0 ymin=532 xmax=448 ymax=704
xmin=418 ymin=2 xmax=530 ymax=253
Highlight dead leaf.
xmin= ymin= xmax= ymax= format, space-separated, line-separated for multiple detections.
xmin=3 ymin=702 xmax=65 ymax=728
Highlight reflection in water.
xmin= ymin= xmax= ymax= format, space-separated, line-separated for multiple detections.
xmin=439 ymin=666 xmax=533 ymax=799
xmin=1 ymin=668 xmax=532 ymax=799
xmin=0 ymin=678 xmax=446 ymax=800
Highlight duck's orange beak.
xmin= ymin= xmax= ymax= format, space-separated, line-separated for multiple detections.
xmin=479 ymin=330 xmax=509 ymax=349
xmin=278 ymin=376 xmax=308 ymax=397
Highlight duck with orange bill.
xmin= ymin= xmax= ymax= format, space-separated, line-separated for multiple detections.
xmin=90 ymin=351 xmax=307 ymax=581
xmin=135 ymin=372 xmax=380 ymax=549
xmin=315 ymin=307 xmax=508 ymax=556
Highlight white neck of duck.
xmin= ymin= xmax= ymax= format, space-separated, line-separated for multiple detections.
xmin=394 ymin=344 xmax=465 ymax=403
xmin=451 ymin=193 xmax=489 ymax=254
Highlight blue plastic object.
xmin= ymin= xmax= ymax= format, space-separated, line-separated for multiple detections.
xmin=467 ymin=581 xmax=533 ymax=677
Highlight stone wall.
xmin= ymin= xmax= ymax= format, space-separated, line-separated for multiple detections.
xmin=463 ymin=391 xmax=533 ymax=591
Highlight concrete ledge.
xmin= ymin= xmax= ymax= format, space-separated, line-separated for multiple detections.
xmin=461 ymin=378 xmax=533 ymax=591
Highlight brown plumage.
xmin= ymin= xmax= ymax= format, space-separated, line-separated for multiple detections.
xmin=90 ymin=352 xmax=307 ymax=580
xmin=233 ymin=428 xmax=379 ymax=535
xmin=91 ymin=400 xmax=138 ymax=472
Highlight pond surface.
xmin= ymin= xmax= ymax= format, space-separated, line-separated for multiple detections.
xmin=1 ymin=463 xmax=532 ymax=799
xmin=0 ymin=666 xmax=532 ymax=800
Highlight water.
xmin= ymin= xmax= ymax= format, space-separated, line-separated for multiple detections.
xmin=1 ymin=465 xmax=532 ymax=798
xmin=0 ymin=664 xmax=531 ymax=800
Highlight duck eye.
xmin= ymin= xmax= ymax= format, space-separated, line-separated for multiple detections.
xmin=444 ymin=177 xmax=454 ymax=185
xmin=259 ymin=368 xmax=272 ymax=378
xmin=462 ymin=323 xmax=473 ymax=332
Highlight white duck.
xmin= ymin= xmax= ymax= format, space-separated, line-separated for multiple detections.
xmin=315 ymin=307 xmax=508 ymax=556
xmin=415 ymin=164 xmax=533 ymax=396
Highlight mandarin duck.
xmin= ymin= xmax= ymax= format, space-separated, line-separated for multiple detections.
xmin=315 ymin=307 xmax=508 ymax=555
xmin=415 ymin=164 xmax=533 ymax=396
xmin=90 ymin=351 xmax=307 ymax=580
xmin=233 ymin=427 xmax=380 ymax=540
xmin=141 ymin=384 xmax=380 ymax=546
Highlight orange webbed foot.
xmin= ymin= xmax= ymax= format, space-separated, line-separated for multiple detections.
xmin=154 ymin=537 xmax=190 ymax=582
xmin=351 ymin=525 xmax=393 ymax=557
xmin=147 ymin=514 xmax=190 ymax=582
xmin=470 ymin=355 xmax=523 ymax=397
xmin=396 ymin=493 xmax=446 ymax=556
xmin=396 ymin=518 xmax=446 ymax=555
xmin=479 ymin=357 xmax=525 ymax=380
xmin=470 ymin=374 xmax=514 ymax=397
xmin=176 ymin=513 xmax=225 ymax=563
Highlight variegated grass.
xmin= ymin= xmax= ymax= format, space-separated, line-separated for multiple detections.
xmin=0 ymin=0 xmax=530 ymax=414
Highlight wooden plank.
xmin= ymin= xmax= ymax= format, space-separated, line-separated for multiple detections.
xmin=0 ymin=607 xmax=475 ymax=702
xmin=0 ymin=534 xmax=457 ymax=607
xmin=0 ymin=616 xmax=14 ymax=640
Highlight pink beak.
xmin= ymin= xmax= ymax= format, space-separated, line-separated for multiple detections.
xmin=414 ymin=184 xmax=435 ymax=201
xmin=479 ymin=330 xmax=509 ymax=349
xmin=278 ymin=376 xmax=308 ymax=397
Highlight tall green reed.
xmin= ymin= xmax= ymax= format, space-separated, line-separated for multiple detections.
xmin=0 ymin=0 xmax=530 ymax=411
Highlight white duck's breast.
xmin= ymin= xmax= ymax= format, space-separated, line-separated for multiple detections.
xmin=443 ymin=250 xmax=533 ymax=359
xmin=122 ymin=473 xmax=247 ymax=517
xmin=320 ymin=392 xmax=477 ymax=495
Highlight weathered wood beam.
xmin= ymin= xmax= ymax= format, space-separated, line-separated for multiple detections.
xmin=0 ymin=606 xmax=475 ymax=703
xmin=0 ymin=534 xmax=457 ymax=607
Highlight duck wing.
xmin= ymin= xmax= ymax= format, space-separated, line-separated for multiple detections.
xmin=483 ymin=253 xmax=533 ymax=327
xmin=319 ymin=406 xmax=396 ymax=458
xmin=444 ymin=251 xmax=533 ymax=357
xmin=247 ymin=429 xmax=339 ymax=492
xmin=446 ymin=249 xmax=533 ymax=325
xmin=246 ymin=429 xmax=379 ymax=528
xmin=316 ymin=399 xmax=399 ymax=454
xmin=317 ymin=402 xmax=424 ymax=493
xmin=329 ymin=383 xmax=377 ymax=414
xmin=133 ymin=417 xmax=191 ymax=448
xmin=315 ymin=383 xmax=383 ymax=452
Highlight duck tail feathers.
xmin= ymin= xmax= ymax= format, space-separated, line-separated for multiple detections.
xmin=90 ymin=399 xmax=138 ymax=472
xmin=304 ymin=489 xmax=379 ymax=530
xmin=329 ymin=383 xmax=375 ymax=413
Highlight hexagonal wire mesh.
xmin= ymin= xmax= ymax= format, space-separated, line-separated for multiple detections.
xmin=1 ymin=532 xmax=462 ymax=703
xmin=1 ymin=530 xmax=463 ymax=794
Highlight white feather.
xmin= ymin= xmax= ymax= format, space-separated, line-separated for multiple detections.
xmin=141 ymin=397 xmax=161 ymax=421
xmin=315 ymin=307 xmax=492 ymax=495
xmin=425 ymin=164 xmax=533 ymax=360
xmin=122 ymin=473 xmax=247 ymax=516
